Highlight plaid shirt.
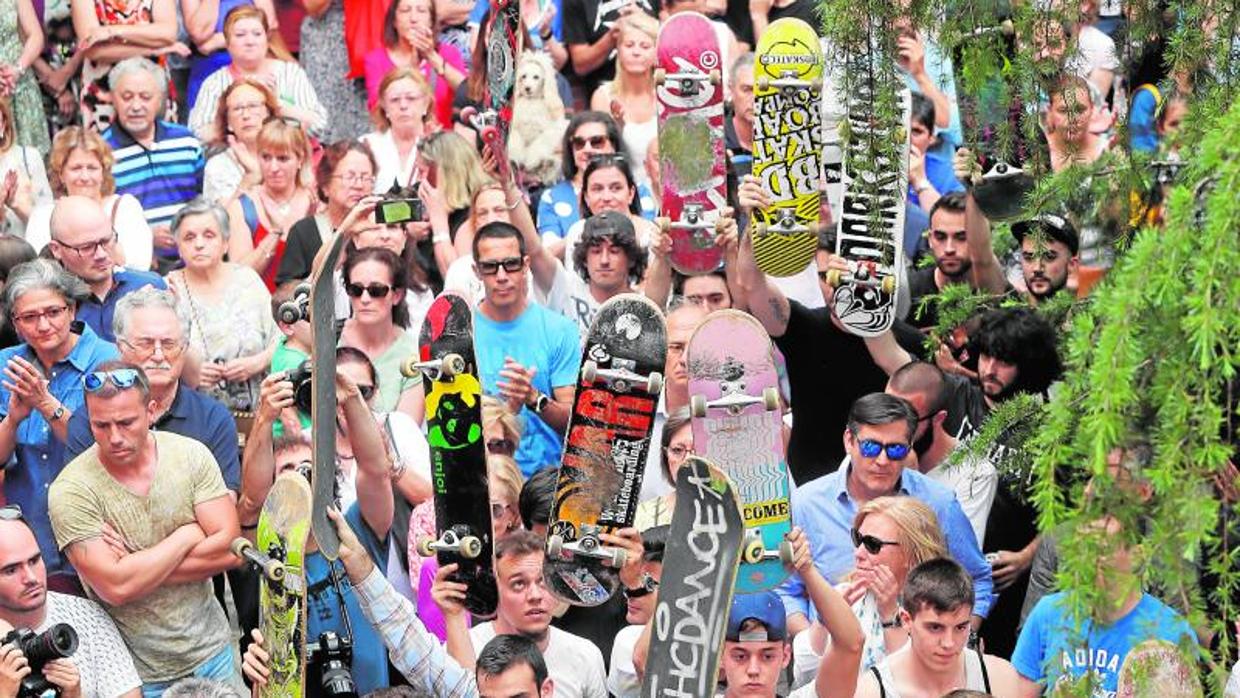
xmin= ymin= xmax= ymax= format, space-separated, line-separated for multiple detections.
xmin=353 ymin=567 xmax=478 ymax=697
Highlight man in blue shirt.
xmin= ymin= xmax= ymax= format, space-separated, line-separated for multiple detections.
xmin=471 ymin=222 xmax=579 ymax=477
xmin=775 ymin=393 xmax=994 ymax=635
xmin=48 ymin=196 xmax=166 ymax=343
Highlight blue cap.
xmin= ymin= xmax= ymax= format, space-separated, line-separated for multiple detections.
xmin=726 ymin=592 xmax=787 ymax=642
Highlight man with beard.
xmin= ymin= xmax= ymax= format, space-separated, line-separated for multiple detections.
xmin=0 ymin=510 xmax=142 ymax=697
xmin=906 ymin=192 xmax=972 ymax=331
xmin=1009 ymin=215 xmax=1080 ymax=305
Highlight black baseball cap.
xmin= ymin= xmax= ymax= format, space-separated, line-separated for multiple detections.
xmin=582 ymin=210 xmax=636 ymax=244
xmin=1011 ymin=213 xmax=1080 ymax=255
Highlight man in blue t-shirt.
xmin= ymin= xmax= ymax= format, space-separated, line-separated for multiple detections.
xmin=472 ymin=222 xmax=579 ymax=477
xmin=1011 ymin=515 xmax=1197 ymax=696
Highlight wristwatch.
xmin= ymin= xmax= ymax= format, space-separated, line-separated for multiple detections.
xmin=528 ymin=391 xmax=550 ymax=413
xmin=49 ymin=405 xmax=67 ymax=422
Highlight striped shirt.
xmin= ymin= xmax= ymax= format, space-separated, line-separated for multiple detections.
xmin=104 ymin=121 xmax=205 ymax=256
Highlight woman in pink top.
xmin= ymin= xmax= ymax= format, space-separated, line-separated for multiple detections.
xmin=363 ymin=0 xmax=465 ymax=130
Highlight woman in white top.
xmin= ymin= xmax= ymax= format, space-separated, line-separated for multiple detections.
xmin=202 ymin=77 xmax=278 ymax=203
xmin=589 ymin=14 xmax=658 ymax=189
xmin=24 ymin=126 xmax=152 ymax=269
xmin=0 ymin=98 xmax=51 ymax=238
xmin=188 ymin=5 xmax=327 ymax=142
xmin=360 ymin=67 xmax=432 ymax=194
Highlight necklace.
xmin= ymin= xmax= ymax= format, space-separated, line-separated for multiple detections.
xmin=262 ymin=188 xmax=297 ymax=218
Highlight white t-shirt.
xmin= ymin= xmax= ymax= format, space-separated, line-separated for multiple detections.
xmin=360 ymin=130 xmax=420 ymax=194
xmin=1069 ymin=25 xmax=1120 ymax=85
xmin=1225 ymin=659 xmax=1239 ymax=698
xmin=540 ymin=259 xmax=603 ymax=337
xmin=926 ymin=455 xmax=998 ymax=547
xmin=38 ymin=591 xmax=143 ymax=698
xmin=470 ymin=623 xmax=608 ymax=698
xmin=607 ymin=624 xmax=644 ymax=698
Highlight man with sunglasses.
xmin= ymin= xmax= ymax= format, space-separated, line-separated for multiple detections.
xmin=47 ymin=363 xmax=242 ymax=694
xmin=48 ymin=197 xmax=167 ymax=344
xmin=774 ymin=393 xmax=993 ymax=638
xmin=0 ymin=506 xmax=143 ymax=698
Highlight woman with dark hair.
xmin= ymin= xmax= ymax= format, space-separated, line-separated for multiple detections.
xmin=339 ymin=246 xmax=424 ymax=422
xmin=634 ymin=407 xmax=692 ymax=530
xmin=345 ymin=200 xmax=435 ymax=332
xmin=560 ymin=153 xmax=656 ymax=265
xmin=535 ymin=111 xmax=656 ymax=255
xmin=362 ymin=0 xmax=463 ymax=129
xmin=202 ymin=78 xmax=279 ymax=203
xmin=0 ymin=234 xmax=36 ymax=347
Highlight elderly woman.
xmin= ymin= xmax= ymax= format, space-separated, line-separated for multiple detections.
xmin=202 ymin=78 xmax=279 ymax=203
xmin=188 ymin=5 xmax=326 ymax=142
xmin=0 ymin=258 xmax=119 ymax=592
xmin=24 ymin=126 xmax=152 ymax=269
xmin=0 ymin=97 xmax=52 ymax=237
xmin=165 ymin=197 xmax=277 ymax=414
xmin=182 ymin=0 xmax=282 ymax=107
xmin=362 ymin=0 xmax=463 ymax=130
xmin=360 ymin=67 xmax=432 ymax=193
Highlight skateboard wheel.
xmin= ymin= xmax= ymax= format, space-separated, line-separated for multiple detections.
xmin=742 ymin=538 xmax=764 ymax=565
xmin=441 ymin=353 xmax=466 ymax=378
xmin=756 ymin=76 xmax=770 ymax=92
xmin=708 ymin=69 xmax=721 ymax=85
xmin=881 ymin=276 xmax=896 ymax=295
xmin=656 ymin=216 xmax=670 ymax=234
xmin=546 ymin=534 xmax=564 ymax=559
xmin=825 ymin=269 xmax=842 ymax=288
xmin=645 ymin=372 xmax=664 ymax=395
xmin=230 ymin=538 xmax=253 ymax=559
xmin=276 ymin=301 xmax=302 ymax=325
xmin=459 ymin=535 xmax=483 ymax=559
xmin=653 ymin=68 xmax=666 ymax=86
xmin=778 ymin=539 xmax=795 ymax=567
xmin=762 ymin=387 xmax=780 ymax=411
xmin=293 ymin=283 xmax=311 ymax=299
xmin=400 ymin=355 xmax=421 ymax=379
xmin=581 ymin=360 xmax=598 ymax=385
xmin=690 ymin=394 xmax=707 ymax=418
xmin=753 ymin=222 xmax=768 ymax=237
xmin=609 ymin=548 xmax=628 ymax=569
xmin=264 ymin=559 xmax=286 ymax=582
xmin=416 ymin=537 xmax=435 ymax=557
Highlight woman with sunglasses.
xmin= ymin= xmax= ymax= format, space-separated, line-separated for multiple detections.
xmin=791 ymin=496 xmax=949 ymax=687
xmin=342 ymin=204 xmax=435 ymax=334
xmin=167 ymin=197 xmax=278 ymax=415
xmin=224 ymin=117 xmax=317 ymax=290
xmin=559 ymin=153 xmax=658 ymax=268
xmin=203 ymin=78 xmax=278 ymax=203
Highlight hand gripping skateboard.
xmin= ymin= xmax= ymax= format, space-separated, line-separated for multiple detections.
xmin=401 ymin=292 xmax=498 ymax=617
xmin=686 ymin=310 xmax=794 ymax=593
xmin=461 ymin=106 xmax=518 ymax=189
xmin=828 ymin=46 xmax=912 ymax=337
xmin=641 ymin=457 xmax=742 ymax=697
xmin=231 ymin=472 xmax=312 ymax=697
xmin=544 ymin=294 xmax=666 ymax=606
xmin=654 ymin=11 xmax=728 ymax=275
xmin=309 ymin=232 xmax=347 ymax=558
xmin=750 ymin=17 xmax=825 ymax=277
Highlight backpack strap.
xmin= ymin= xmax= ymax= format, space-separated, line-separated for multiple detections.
xmin=976 ymin=647 xmax=992 ymax=692
xmin=869 ymin=665 xmax=888 ymax=698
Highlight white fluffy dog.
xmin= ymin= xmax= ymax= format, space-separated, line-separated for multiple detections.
xmin=508 ymin=52 xmax=568 ymax=187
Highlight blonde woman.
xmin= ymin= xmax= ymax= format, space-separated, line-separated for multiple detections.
xmin=360 ymin=67 xmax=433 ymax=193
xmin=411 ymin=130 xmax=487 ymax=275
xmin=0 ymin=97 xmax=51 ymax=237
xmin=589 ymin=14 xmax=658 ymax=188
xmin=792 ymin=496 xmax=950 ymax=687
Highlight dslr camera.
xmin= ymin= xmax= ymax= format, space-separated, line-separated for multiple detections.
xmin=3 ymin=624 xmax=79 ymax=697
xmin=285 ymin=359 xmax=314 ymax=415
xmin=306 ymin=631 xmax=357 ymax=697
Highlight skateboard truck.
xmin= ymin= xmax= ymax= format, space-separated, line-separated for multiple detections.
xmin=546 ymin=525 xmax=628 ymax=568
xmin=653 ymin=67 xmax=721 ymax=94
xmin=755 ymin=70 xmax=823 ymax=96
xmin=231 ymin=538 xmax=303 ymax=592
xmin=581 ymin=360 xmax=664 ymax=395
xmin=416 ymin=528 xmax=484 ymax=559
xmin=825 ymin=259 xmax=896 ymax=295
xmin=657 ymin=204 xmax=725 ymax=235
xmin=740 ymin=529 xmax=795 ymax=566
xmin=401 ymin=352 xmax=467 ymax=380
xmin=753 ymin=209 xmax=811 ymax=237
xmin=690 ymin=385 xmax=780 ymax=417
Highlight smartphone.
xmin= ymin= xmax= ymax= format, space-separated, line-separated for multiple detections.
xmin=374 ymin=198 xmax=425 ymax=225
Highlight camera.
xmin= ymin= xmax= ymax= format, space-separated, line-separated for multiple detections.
xmin=374 ymin=197 xmax=425 ymax=225
xmin=306 ymin=631 xmax=357 ymax=698
xmin=276 ymin=283 xmax=311 ymax=325
xmin=285 ymin=360 xmax=314 ymax=415
xmin=3 ymin=624 xmax=79 ymax=697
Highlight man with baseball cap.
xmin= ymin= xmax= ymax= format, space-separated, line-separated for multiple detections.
xmin=1009 ymin=213 xmax=1080 ymax=304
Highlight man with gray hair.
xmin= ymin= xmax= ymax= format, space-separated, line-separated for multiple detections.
xmin=101 ymin=57 xmax=204 ymax=273
xmin=49 ymin=196 xmax=166 ymax=343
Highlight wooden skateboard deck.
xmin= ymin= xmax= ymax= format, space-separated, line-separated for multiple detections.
xmin=403 ymin=293 xmax=498 ymax=617
xmin=309 ymin=232 xmax=346 ymax=559
xmin=654 ymin=11 xmax=727 ymax=275
xmin=1115 ymin=639 xmax=1202 ymax=698
xmin=686 ymin=310 xmax=793 ymax=593
xmin=641 ymin=457 xmax=742 ymax=697
xmin=232 ymin=473 xmax=312 ymax=697
xmin=751 ymin=17 xmax=824 ymax=277
xmin=828 ymin=49 xmax=911 ymax=337
xmin=545 ymin=294 xmax=666 ymax=606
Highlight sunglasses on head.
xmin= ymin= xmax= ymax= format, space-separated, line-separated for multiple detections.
xmin=477 ymin=257 xmax=524 ymax=276
xmin=852 ymin=528 xmax=900 ymax=555
xmin=345 ymin=282 xmax=393 ymax=299
xmin=571 ymin=135 xmax=609 ymax=150
xmin=857 ymin=438 xmax=910 ymax=461
xmin=83 ymin=368 xmax=140 ymax=393
xmin=0 ymin=504 xmax=25 ymax=522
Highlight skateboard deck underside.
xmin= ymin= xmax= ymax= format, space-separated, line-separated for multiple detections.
xmin=687 ymin=311 xmax=791 ymax=593
xmin=257 ymin=473 xmax=312 ymax=698
xmin=1116 ymin=639 xmax=1202 ymax=698
xmin=751 ymin=18 xmax=824 ymax=277
xmin=545 ymin=294 xmax=666 ymax=606
xmin=656 ymin=12 xmax=727 ymax=275
xmin=310 ymin=233 xmax=345 ymax=559
xmin=420 ymin=294 xmax=498 ymax=617
xmin=642 ymin=457 xmax=742 ymax=697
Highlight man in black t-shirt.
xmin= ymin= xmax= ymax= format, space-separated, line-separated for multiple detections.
xmin=562 ymin=0 xmax=660 ymax=96
xmin=907 ymin=192 xmax=973 ymax=331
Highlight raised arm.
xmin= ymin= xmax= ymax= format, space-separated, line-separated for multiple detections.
xmin=340 ymin=372 xmax=394 ymax=540
xmin=238 ymin=374 xmax=292 ymax=527
xmin=951 ymin=149 xmax=1007 ymax=294
xmin=795 ymin=527 xmax=863 ymax=698
xmin=862 ymin=330 xmax=915 ymax=377
xmin=735 ymin=176 xmax=792 ymax=337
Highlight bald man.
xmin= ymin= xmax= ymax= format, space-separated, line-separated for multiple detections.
xmin=0 ymin=513 xmax=142 ymax=698
xmin=48 ymin=196 xmax=165 ymax=343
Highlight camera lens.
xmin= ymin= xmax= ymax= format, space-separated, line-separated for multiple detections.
xmin=320 ymin=664 xmax=358 ymax=698
xmin=20 ymin=624 xmax=78 ymax=663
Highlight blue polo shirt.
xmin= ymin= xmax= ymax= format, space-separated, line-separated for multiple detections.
xmin=0 ymin=323 xmax=119 ymax=576
xmin=64 ymin=382 xmax=239 ymax=492
xmin=774 ymin=464 xmax=995 ymax=620
xmin=75 ymin=268 xmax=167 ymax=343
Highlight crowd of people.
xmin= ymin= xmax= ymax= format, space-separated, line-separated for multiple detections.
xmin=0 ymin=0 xmax=1237 ymax=695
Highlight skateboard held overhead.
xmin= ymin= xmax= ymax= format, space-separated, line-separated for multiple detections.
xmin=309 ymin=232 xmax=347 ymax=558
xmin=545 ymin=294 xmax=666 ymax=606
xmin=654 ymin=11 xmax=728 ymax=275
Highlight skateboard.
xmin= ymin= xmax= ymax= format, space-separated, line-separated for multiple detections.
xmin=1115 ymin=639 xmax=1202 ymax=698
xmin=309 ymin=232 xmax=347 ymax=559
xmin=654 ymin=11 xmax=728 ymax=275
xmin=400 ymin=293 xmax=498 ymax=617
xmin=686 ymin=310 xmax=793 ymax=593
xmin=641 ymin=456 xmax=742 ymax=697
xmin=750 ymin=17 xmax=825 ymax=277
xmin=461 ymin=106 xmax=517 ymax=189
xmin=231 ymin=473 xmax=312 ymax=697
xmin=479 ymin=0 xmax=522 ymax=144
xmin=544 ymin=294 xmax=666 ymax=606
xmin=827 ymin=43 xmax=911 ymax=338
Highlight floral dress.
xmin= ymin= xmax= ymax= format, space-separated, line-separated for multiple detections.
xmin=0 ymin=0 xmax=51 ymax=154
xmin=299 ymin=0 xmax=370 ymax=142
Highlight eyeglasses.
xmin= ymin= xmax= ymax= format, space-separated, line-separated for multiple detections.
xmin=53 ymin=232 xmax=117 ymax=256
xmin=119 ymin=337 xmax=186 ymax=358
xmin=228 ymin=101 xmax=268 ymax=115
xmin=356 ymin=384 xmax=376 ymax=401
xmin=857 ymin=438 xmax=911 ymax=461
xmin=477 ymin=257 xmax=524 ymax=276
xmin=665 ymin=445 xmax=693 ymax=460
xmin=83 ymin=368 xmax=141 ymax=393
xmin=571 ymin=135 xmax=610 ymax=150
xmin=486 ymin=438 xmax=516 ymax=455
xmin=852 ymin=528 xmax=901 ymax=555
xmin=12 ymin=305 xmax=70 ymax=327
xmin=333 ymin=173 xmax=376 ymax=186
xmin=345 ymin=282 xmax=393 ymax=299
xmin=490 ymin=501 xmax=511 ymax=519
xmin=622 ymin=573 xmax=660 ymax=599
